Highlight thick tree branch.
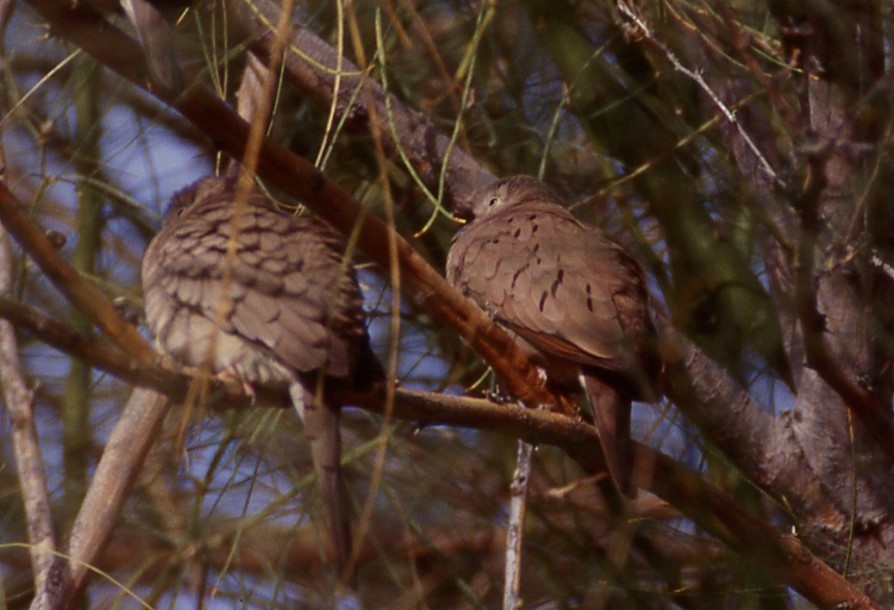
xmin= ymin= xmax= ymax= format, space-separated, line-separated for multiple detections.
xmin=20 ymin=0 xmax=560 ymax=413
xmin=794 ymin=147 xmax=894 ymax=458
xmin=14 ymin=2 xmax=884 ymax=607
xmin=656 ymin=315 xmax=841 ymax=523
xmin=0 ymin=296 xmax=879 ymax=610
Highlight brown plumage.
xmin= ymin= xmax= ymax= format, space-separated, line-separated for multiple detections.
xmin=446 ymin=175 xmax=653 ymax=494
xmin=142 ymin=176 xmax=382 ymax=574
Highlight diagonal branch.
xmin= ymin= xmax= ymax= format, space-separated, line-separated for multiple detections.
xmin=20 ymin=0 xmax=559 ymax=412
xmin=0 ymin=181 xmax=156 ymax=364
xmin=656 ymin=313 xmax=838 ymax=522
xmin=0 ymin=294 xmax=880 ymax=610
xmin=48 ymin=388 xmax=169 ymax=609
xmin=13 ymin=2 xmax=880 ymax=607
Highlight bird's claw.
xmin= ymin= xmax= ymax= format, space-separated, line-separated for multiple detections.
xmin=215 ymin=369 xmax=256 ymax=404
xmin=483 ymin=388 xmax=513 ymax=404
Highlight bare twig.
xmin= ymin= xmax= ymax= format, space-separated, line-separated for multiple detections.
xmin=870 ymin=250 xmax=894 ymax=281
xmin=50 ymin=389 xmax=170 ymax=609
xmin=0 ymin=181 xmax=156 ymax=364
xmin=616 ymin=0 xmax=783 ymax=188
xmin=232 ymin=53 xmax=269 ymax=172
xmin=20 ymin=0 xmax=560 ymax=412
xmin=503 ymin=438 xmax=532 ymax=610
xmin=0 ymin=211 xmax=56 ymax=600
xmin=0 ymin=293 xmax=879 ymax=610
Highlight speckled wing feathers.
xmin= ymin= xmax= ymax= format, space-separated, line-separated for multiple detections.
xmin=447 ymin=175 xmax=653 ymax=494
xmin=448 ymin=203 xmax=642 ymax=373
xmin=142 ymin=176 xmax=379 ymax=573
xmin=143 ymin=183 xmax=367 ymax=381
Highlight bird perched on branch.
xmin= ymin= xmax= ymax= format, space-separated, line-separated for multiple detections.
xmin=142 ymin=176 xmax=382 ymax=575
xmin=446 ymin=175 xmax=654 ymax=494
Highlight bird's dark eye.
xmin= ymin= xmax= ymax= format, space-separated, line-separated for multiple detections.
xmin=488 ymin=197 xmax=499 ymax=207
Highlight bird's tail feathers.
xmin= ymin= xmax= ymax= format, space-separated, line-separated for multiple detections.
xmin=290 ymin=382 xmax=353 ymax=579
xmin=580 ymin=371 xmax=633 ymax=497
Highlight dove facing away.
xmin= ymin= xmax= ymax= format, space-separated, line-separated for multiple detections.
xmin=142 ymin=176 xmax=382 ymax=575
xmin=446 ymin=175 xmax=654 ymax=494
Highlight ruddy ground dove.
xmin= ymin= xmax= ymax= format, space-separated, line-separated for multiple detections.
xmin=142 ymin=176 xmax=382 ymax=573
xmin=447 ymin=175 xmax=653 ymax=493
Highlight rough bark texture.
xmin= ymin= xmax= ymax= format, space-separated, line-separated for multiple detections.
xmin=4 ymin=0 xmax=894 ymax=607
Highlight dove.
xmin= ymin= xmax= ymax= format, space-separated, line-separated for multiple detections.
xmin=142 ymin=176 xmax=382 ymax=574
xmin=447 ymin=175 xmax=653 ymax=493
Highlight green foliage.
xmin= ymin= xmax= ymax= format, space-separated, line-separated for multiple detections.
xmin=1 ymin=0 xmax=893 ymax=607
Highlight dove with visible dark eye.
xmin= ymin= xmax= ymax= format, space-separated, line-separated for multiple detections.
xmin=447 ymin=175 xmax=655 ymax=494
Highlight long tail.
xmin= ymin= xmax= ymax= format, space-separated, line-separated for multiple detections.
xmin=290 ymin=382 xmax=352 ymax=576
xmin=580 ymin=371 xmax=633 ymax=497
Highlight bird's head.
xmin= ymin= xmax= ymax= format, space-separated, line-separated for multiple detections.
xmin=161 ymin=176 xmax=234 ymax=226
xmin=453 ymin=175 xmax=563 ymax=222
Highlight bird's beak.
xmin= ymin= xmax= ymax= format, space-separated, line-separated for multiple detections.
xmin=451 ymin=197 xmax=476 ymax=223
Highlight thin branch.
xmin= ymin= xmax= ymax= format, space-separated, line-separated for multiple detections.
xmin=0 ymin=295 xmax=879 ymax=610
xmin=0 ymin=181 xmax=156 ymax=364
xmin=503 ymin=438 xmax=532 ymax=610
xmin=641 ymin=447 xmax=877 ymax=610
xmin=0 ymin=212 xmax=56 ymax=599
xmin=20 ymin=0 xmax=561 ymax=413
xmin=0 ymin=294 xmax=270 ymax=407
xmin=616 ymin=0 xmax=783 ymax=188
xmin=49 ymin=389 xmax=170 ymax=610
